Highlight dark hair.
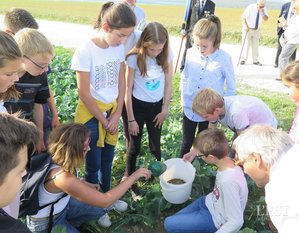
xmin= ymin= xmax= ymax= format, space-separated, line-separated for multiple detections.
xmin=48 ymin=123 xmax=90 ymax=174
xmin=126 ymin=22 xmax=169 ymax=76
xmin=193 ymin=128 xmax=228 ymax=159
xmin=0 ymin=112 xmax=39 ymax=185
xmin=192 ymin=15 xmax=221 ymax=50
xmin=94 ymin=2 xmax=136 ymax=30
xmin=4 ymin=8 xmax=38 ymax=34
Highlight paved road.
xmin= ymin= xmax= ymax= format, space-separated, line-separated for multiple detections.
xmin=0 ymin=16 xmax=291 ymax=93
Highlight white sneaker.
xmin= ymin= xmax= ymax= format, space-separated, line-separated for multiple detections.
xmin=97 ymin=213 xmax=111 ymax=228
xmin=113 ymin=200 xmax=128 ymax=212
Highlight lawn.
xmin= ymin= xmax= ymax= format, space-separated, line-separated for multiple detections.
xmin=0 ymin=0 xmax=280 ymax=45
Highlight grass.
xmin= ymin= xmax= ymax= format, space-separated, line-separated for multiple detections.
xmin=0 ymin=0 xmax=280 ymax=46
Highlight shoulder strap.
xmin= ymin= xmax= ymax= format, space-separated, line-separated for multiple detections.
xmin=44 ymin=169 xmax=65 ymax=184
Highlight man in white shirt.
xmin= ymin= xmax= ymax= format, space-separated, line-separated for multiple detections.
xmin=240 ymin=0 xmax=268 ymax=66
xmin=233 ymin=125 xmax=299 ymax=233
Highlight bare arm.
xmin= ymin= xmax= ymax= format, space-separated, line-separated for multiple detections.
xmin=33 ymin=103 xmax=45 ymax=152
xmin=52 ymin=168 xmax=151 ymax=208
xmin=47 ymin=86 xmax=60 ymax=129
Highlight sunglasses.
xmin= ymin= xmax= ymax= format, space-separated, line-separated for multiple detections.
xmin=24 ymin=55 xmax=49 ymax=70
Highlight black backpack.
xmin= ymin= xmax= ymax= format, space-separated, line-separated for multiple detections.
xmin=19 ymin=152 xmax=67 ymax=232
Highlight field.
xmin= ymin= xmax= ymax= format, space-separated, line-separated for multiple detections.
xmin=0 ymin=0 xmax=280 ymax=45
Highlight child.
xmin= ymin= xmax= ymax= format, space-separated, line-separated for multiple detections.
xmin=3 ymin=8 xmax=38 ymax=35
xmin=0 ymin=31 xmax=23 ymax=219
xmin=0 ymin=31 xmax=21 ymax=110
xmin=164 ymin=128 xmax=248 ymax=232
xmin=26 ymin=123 xmax=151 ymax=232
xmin=0 ymin=112 xmax=39 ymax=232
xmin=180 ymin=15 xmax=236 ymax=158
xmin=4 ymin=28 xmax=54 ymax=153
xmin=124 ymin=22 xmax=172 ymax=195
xmin=281 ymin=60 xmax=299 ymax=144
xmin=71 ymin=1 xmax=136 ymax=226
xmin=192 ymin=87 xmax=278 ymax=135
xmin=3 ymin=7 xmax=60 ymax=145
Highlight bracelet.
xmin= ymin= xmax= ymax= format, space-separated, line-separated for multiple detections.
xmin=128 ymin=120 xmax=136 ymax=123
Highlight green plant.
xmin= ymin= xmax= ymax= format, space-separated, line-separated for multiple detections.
xmin=48 ymin=47 xmax=290 ymax=232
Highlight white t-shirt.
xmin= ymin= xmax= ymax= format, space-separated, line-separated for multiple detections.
xmin=265 ymin=145 xmax=299 ymax=232
xmin=0 ymin=101 xmax=7 ymax=113
xmin=219 ymin=95 xmax=277 ymax=132
xmin=126 ymin=54 xmax=165 ymax=102
xmin=133 ymin=6 xmax=146 ymax=28
xmin=205 ymin=166 xmax=248 ymax=232
xmin=71 ymin=39 xmax=125 ymax=104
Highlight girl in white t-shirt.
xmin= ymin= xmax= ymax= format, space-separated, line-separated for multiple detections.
xmin=124 ymin=22 xmax=173 ymax=195
xmin=71 ymin=1 xmax=136 ymax=226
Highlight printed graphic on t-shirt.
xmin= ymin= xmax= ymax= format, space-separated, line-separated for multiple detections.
xmin=94 ymin=59 xmax=120 ymax=90
xmin=144 ymin=64 xmax=163 ymax=91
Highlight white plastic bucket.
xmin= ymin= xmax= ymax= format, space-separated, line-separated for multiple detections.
xmin=159 ymin=158 xmax=196 ymax=204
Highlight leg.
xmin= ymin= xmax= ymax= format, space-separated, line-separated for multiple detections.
xmin=84 ymin=117 xmax=102 ymax=184
xmin=146 ymin=100 xmax=163 ymax=161
xmin=66 ymin=197 xmax=107 ymax=227
xmin=164 ymin=196 xmax=217 ymax=233
xmin=274 ymin=37 xmax=282 ymax=67
xmin=100 ymin=143 xmax=115 ymax=192
xmin=252 ymin=30 xmax=260 ymax=63
xmin=126 ymin=97 xmax=146 ymax=175
xmin=180 ymin=114 xmax=198 ymax=158
xmin=121 ymin=105 xmax=130 ymax=150
xmin=279 ymin=43 xmax=297 ymax=73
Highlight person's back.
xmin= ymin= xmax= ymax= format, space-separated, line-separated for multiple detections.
xmin=220 ymin=95 xmax=278 ymax=132
xmin=165 ymin=128 xmax=248 ymax=232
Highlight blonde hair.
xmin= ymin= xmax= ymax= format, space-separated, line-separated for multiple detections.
xmin=192 ymin=15 xmax=222 ymax=50
xmin=281 ymin=61 xmax=299 ymax=87
xmin=0 ymin=31 xmax=22 ymax=101
xmin=192 ymin=88 xmax=224 ymax=116
xmin=126 ymin=22 xmax=169 ymax=76
xmin=94 ymin=1 xmax=136 ymax=29
xmin=48 ymin=123 xmax=90 ymax=174
xmin=14 ymin=28 xmax=55 ymax=58
xmin=193 ymin=128 xmax=228 ymax=159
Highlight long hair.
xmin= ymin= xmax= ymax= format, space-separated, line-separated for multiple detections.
xmin=94 ymin=2 xmax=136 ymax=30
xmin=48 ymin=123 xmax=90 ymax=174
xmin=126 ymin=22 xmax=169 ymax=76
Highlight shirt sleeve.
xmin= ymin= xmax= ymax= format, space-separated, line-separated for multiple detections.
xmin=215 ymin=180 xmax=245 ymax=233
xmin=71 ymin=42 xmax=92 ymax=72
xmin=223 ymin=55 xmax=236 ymax=96
xmin=126 ymin=54 xmax=137 ymax=70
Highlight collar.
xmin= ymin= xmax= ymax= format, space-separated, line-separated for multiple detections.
xmin=200 ymin=48 xmax=219 ymax=61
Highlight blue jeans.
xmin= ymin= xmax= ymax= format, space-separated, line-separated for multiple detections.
xmin=27 ymin=197 xmax=107 ymax=233
xmin=164 ymin=196 xmax=217 ymax=233
xmin=85 ymin=117 xmax=115 ymax=192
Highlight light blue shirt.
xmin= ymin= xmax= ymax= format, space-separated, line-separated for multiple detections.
xmin=181 ymin=47 xmax=236 ymax=122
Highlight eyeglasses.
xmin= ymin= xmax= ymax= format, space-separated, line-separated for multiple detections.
xmin=196 ymin=153 xmax=206 ymax=158
xmin=24 ymin=55 xmax=49 ymax=70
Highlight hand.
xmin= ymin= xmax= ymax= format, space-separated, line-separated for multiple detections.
xmin=183 ymin=150 xmax=197 ymax=162
xmin=51 ymin=115 xmax=60 ymax=129
xmin=181 ymin=29 xmax=187 ymax=37
xmin=106 ymin=113 xmax=120 ymax=135
xmin=129 ymin=121 xmax=139 ymax=136
xmin=36 ymin=137 xmax=46 ymax=153
xmin=153 ymin=109 xmax=168 ymax=128
xmin=132 ymin=168 xmax=152 ymax=181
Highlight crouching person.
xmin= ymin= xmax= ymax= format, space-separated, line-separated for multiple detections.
xmin=26 ymin=123 xmax=151 ymax=232
xmin=164 ymin=128 xmax=248 ymax=233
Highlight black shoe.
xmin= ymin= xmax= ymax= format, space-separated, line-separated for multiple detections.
xmin=240 ymin=61 xmax=245 ymax=65
xmin=274 ymin=64 xmax=278 ymax=68
xmin=253 ymin=61 xmax=262 ymax=66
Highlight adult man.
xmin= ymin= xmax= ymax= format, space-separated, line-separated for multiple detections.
xmin=278 ymin=0 xmax=299 ymax=75
xmin=240 ymin=0 xmax=268 ymax=66
xmin=274 ymin=0 xmax=296 ymax=68
xmin=180 ymin=0 xmax=215 ymax=71
xmin=233 ymin=125 xmax=299 ymax=232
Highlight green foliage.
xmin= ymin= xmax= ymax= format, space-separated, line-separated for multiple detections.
xmin=49 ymin=47 xmax=289 ymax=232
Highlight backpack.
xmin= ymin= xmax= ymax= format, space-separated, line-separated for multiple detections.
xmin=19 ymin=152 xmax=67 ymax=232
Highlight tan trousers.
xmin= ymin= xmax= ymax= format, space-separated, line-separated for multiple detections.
xmin=241 ymin=29 xmax=260 ymax=63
